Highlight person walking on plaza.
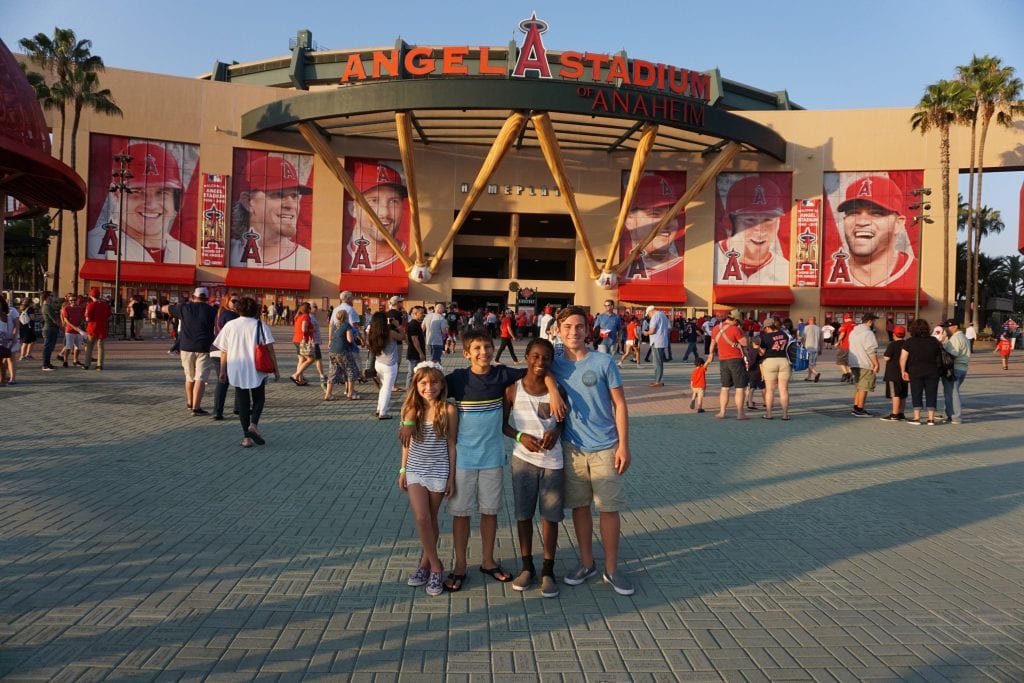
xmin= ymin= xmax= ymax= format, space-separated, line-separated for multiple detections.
xmin=405 ymin=305 xmax=427 ymax=387
xmin=848 ymin=313 xmax=880 ymax=417
xmin=964 ymin=322 xmax=977 ymax=353
xmin=17 ymin=300 xmax=36 ymax=362
xmin=290 ymin=302 xmax=315 ymax=386
xmin=368 ymin=311 xmax=405 ymax=420
xmin=309 ymin=303 xmax=328 ymax=387
xmin=941 ymin=319 xmax=970 ymax=424
xmin=645 ymin=305 xmax=670 ymax=387
xmin=995 ymin=332 xmax=1012 ymax=370
xmin=164 ymin=287 xmax=217 ymax=415
xmin=423 ymin=303 xmax=446 ymax=363
xmin=495 ymin=309 xmax=519 ymax=364
xmin=130 ymin=295 xmax=147 ymax=340
xmin=618 ymin=314 xmax=641 ymax=367
xmin=760 ymin=318 xmax=793 ymax=420
xmin=82 ymin=288 xmax=112 ymax=372
xmin=212 ymin=294 xmax=240 ymax=420
xmin=593 ymin=299 xmax=622 ymax=355
xmin=880 ymin=325 xmax=908 ymax=422
xmin=702 ymin=315 xmax=716 ymax=356
xmin=213 ymin=297 xmax=279 ymax=448
xmin=59 ymin=295 xmax=86 ymax=367
xmin=39 ymin=292 xmax=61 ymax=371
xmin=834 ymin=314 xmax=855 ymax=382
xmin=680 ymin=318 xmax=699 ymax=362
xmin=900 ymin=318 xmax=943 ymax=425
xmin=706 ymin=311 xmax=749 ymax=420
xmin=689 ymin=356 xmax=707 ymax=413
xmin=800 ymin=315 xmax=822 ymax=382
xmin=0 ymin=297 xmax=17 ymax=384
xmin=822 ymin=319 xmax=835 ymax=350
xmin=325 ymin=309 xmax=360 ymax=401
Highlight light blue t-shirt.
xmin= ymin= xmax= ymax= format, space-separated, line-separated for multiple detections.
xmin=550 ymin=350 xmax=622 ymax=451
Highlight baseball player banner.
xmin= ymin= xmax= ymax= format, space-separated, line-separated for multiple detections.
xmin=199 ymin=174 xmax=228 ymax=267
xmin=794 ymin=198 xmax=821 ymax=287
xmin=617 ymin=170 xmax=687 ymax=302
xmin=228 ymin=149 xmax=314 ymax=271
xmin=341 ymin=157 xmax=411 ymax=293
xmin=86 ymin=134 xmax=200 ymax=265
xmin=822 ymin=171 xmax=923 ymax=291
xmin=713 ymin=172 xmax=792 ymax=286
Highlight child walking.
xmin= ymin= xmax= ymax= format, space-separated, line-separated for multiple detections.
xmin=995 ymin=333 xmax=1012 ymax=370
xmin=689 ymin=356 xmax=706 ymax=413
xmin=399 ymin=362 xmax=458 ymax=596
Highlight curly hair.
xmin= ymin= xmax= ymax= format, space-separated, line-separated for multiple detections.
xmin=908 ymin=318 xmax=931 ymax=338
xmin=401 ymin=366 xmax=450 ymax=440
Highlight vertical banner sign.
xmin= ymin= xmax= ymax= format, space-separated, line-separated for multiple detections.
xmin=794 ymin=198 xmax=820 ymax=286
xmin=714 ymin=172 xmax=792 ymax=286
xmin=200 ymin=174 xmax=228 ymax=267
xmin=617 ymin=170 xmax=687 ymax=302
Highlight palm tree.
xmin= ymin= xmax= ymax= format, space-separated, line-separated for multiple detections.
xmin=991 ymin=255 xmax=1024 ymax=314
xmin=18 ymin=28 xmax=121 ymax=295
xmin=957 ymin=55 xmax=1024 ymax=329
xmin=911 ymin=79 xmax=970 ymax=319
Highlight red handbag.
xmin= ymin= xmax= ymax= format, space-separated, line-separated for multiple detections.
xmin=254 ymin=321 xmax=276 ymax=373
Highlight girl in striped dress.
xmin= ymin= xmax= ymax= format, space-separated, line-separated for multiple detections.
xmin=399 ymin=361 xmax=458 ymax=596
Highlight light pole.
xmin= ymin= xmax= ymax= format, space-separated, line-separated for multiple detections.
xmin=109 ymin=153 xmax=134 ymax=317
xmin=910 ymin=187 xmax=933 ymax=321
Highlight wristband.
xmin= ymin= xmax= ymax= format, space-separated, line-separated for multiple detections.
xmin=515 ymin=432 xmax=523 ymax=443
xmin=399 ymin=467 xmax=407 ymax=474
xmin=401 ymin=420 xmax=415 ymax=426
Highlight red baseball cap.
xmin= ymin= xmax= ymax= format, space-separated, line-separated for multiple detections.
xmin=353 ymin=162 xmax=407 ymax=197
xmin=837 ymin=175 xmax=904 ymax=214
xmin=122 ymin=143 xmax=181 ymax=190
xmin=631 ymin=174 xmax=677 ymax=210
xmin=89 ymin=287 xmax=101 ymax=297
xmin=246 ymin=155 xmax=312 ymax=195
xmin=893 ymin=325 xmax=906 ymax=337
xmin=726 ymin=175 xmax=785 ymax=217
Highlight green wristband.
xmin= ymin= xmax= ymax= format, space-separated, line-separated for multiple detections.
xmin=399 ymin=467 xmax=407 ymax=474
xmin=401 ymin=420 xmax=415 ymax=426
xmin=515 ymin=432 xmax=523 ymax=443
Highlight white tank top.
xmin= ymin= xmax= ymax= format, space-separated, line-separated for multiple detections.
xmin=508 ymin=379 xmax=563 ymax=469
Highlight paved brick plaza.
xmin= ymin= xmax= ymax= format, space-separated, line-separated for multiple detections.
xmin=1 ymin=336 xmax=1022 ymax=681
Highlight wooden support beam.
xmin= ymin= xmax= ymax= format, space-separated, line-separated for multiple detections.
xmin=395 ymin=112 xmax=424 ymax=267
xmin=509 ymin=213 xmax=520 ymax=281
xmin=604 ymin=123 xmax=658 ymax=272
xmin=297 ymin=121 xmax=414 ymax=271
xmin=428 ymin=112 xmax=527 ymax=273
xmin=614 ymin=141 xmax=741 ymax=276
xmin=531 ymin=112 xmax=600 ymax=280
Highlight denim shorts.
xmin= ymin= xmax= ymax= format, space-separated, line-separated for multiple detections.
xmin=511 ymin=456 xmax=564 ymax=523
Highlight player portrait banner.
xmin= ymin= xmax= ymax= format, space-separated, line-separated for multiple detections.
xmin=227 ymin=149 xmax=314 ymax=280
xmin=822 ymin=170 xmax=925 ymax=306
xmin=85 ymin=134 xmax=200 ymax=266
xmin=340 ymin=157 xmax=411 ymax=294
xmin=199 ymin=174 xmax=228 ymax=267
xmin=617 ymin=170 xmax=687 ymax=303
xmin=794 ymin=198 xmax=821 ymax=287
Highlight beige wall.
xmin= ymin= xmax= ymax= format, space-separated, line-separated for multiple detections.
xmin=49 ymin=66 xmax=1024 ymax=320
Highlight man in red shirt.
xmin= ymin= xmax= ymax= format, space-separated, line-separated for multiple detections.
xmin=834 ymin=314 xmax=856 ymax=383
xmin=82 ymin=287 xmax=112 ymax=371
xmin=705 ymin=311 xmax=750 ymax=420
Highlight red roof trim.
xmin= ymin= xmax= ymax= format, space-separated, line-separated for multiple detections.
xmin=226 ymin=269 xmax=311 ymax=290
xmin=80 ymin=260 xmax=196 ymax=286
xmin=713 ymin=285 xmax=795 ymax=305
xmin=820 ymin=288 xmax=927 ymax=307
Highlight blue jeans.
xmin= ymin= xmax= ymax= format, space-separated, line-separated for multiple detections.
xmin=652 ymin=347 xmax=666 ymax=383
xmin=942 ymin=368 xmax=967 ymax=422
xmin=598 ymin=336 xmax=616 ymax=354
xmin=681 ymin=341 xmax=698 ymax=361
xmin=42 ymin=327 xmax=59 ymax=367
xmin=430 ymin=345 xmax=443 ymax=363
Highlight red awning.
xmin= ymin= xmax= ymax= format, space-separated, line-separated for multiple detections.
xmin=80 ymin=260 xmax=196 ymax=285
xmin=617 ymin=282 xmax=687 ymax=304
xmin=226 ymin=269 xmax=310 ymax=290
xmin=339 ymin=273 xmax=409 ymax=295
xmin=713 ymin=285 xmax=795 ymax=305
xmin=820 ymin=288 xmax=927 ymax=307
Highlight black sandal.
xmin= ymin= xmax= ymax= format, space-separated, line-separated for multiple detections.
xmin=479 ymin=565 xmax=512 ymax=583
xmin=246 ymin=430 xmax=265 ymax=446
xmin=444 ymin=573 xmax=466 ymax=592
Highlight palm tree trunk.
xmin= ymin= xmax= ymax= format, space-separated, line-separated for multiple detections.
xmin=964 ymin=117 xmax=978 ymax=323
xmin=70 ymin=105 xmax=82 ymax=296
xmin=971 ymin=117 xmax=991 ymax=330
xmin=939 ymin=126 xmax=951 ymax=320
xmin=51 ymin=104 xmax=67 ymax=294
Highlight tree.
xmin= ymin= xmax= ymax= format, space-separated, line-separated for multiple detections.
xmin=18 ymin=28 xmax=121 ymax=295
xmin=991 ymin=255 xmax=1024 ymax=314
xmin=956 ymin=55 xmax=1024 ymax=329
xmin=911 ymin=79 xmax=970 ymax=319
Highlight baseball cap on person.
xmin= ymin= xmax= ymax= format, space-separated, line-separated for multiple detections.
xmin=725 ymin=175 xmax=785 ymax=217
xmin=893 ymin=325 xmax=906 ymax=337
xmin=837 ymin=175 xmax=904 ymax=215
xmin=354 ymin=162 xmax=408 ymax=198
xmin=89 ymin=287 xmax=101 ymax=298
xmin=388 ymin=295 xmax=403 ymax=306
xmin=122 ymin=143 xmax=182 ymax=190
xmin=632 ymin=174 xmax=677 ymax=211
xmin=943 ymin=319 xmax=959 ymax=327
xmin=843 ymin=314 xmax=854 ymax=321
xmin=245 ymin=155 xmax=312 ymax=195
xmin=193 ymin=287 xmax=209 ymax=299
xmin=861 ymin=313 xmax=878 ymax=322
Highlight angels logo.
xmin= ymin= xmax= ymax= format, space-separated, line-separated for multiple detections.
xmin=203 ymin=204 xmax=224 ymax=223
xmin=625 ymin=252 xmax=650 ymax=280
xmin=239 ymin=230 xmax=262 ymax=264
xmin=828 ymin=249 xmax=851 ymax=283
xmin=350 ymin=237 xmax=373 ymax=269
xmin=854 ymin=177 xmax=874 ymax=199
xmin=796 ymin=227 xmax=817 ymax=262
xmin=751 ymin=184 xmax=768 ymax=207
xmin=143 ymin=153 xmax=159 ymax=178
xmin=721 ymin=248 xmax=742 ymax=281
xmin=98 ymin=221 xmax=118 ymax=254
xmin=511 ymin=13 xmax=552 ymax=79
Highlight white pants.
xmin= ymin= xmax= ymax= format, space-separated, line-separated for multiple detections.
xmin=375 ymin=360 xmax=398 ymax=417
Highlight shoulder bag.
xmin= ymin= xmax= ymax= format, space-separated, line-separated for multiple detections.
xmin=254 ymin=321 xmax=276 ymax=373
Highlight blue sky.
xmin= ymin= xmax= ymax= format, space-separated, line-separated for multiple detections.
xmin=6 ymin=0 xmax=1023 ymax=256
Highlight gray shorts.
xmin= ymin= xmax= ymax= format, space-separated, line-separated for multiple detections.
xmin=180 ymin=351 xmax=212 ymax=382
xmin=448 ymin=467 xmax=503 ymax=517
xmin=805 ymin=349 xmax=818 ymax=367
xmin=511 ymin=456 xmax=565 ymax=523
xmin=719 ymin=358 xmax=748 ymax=389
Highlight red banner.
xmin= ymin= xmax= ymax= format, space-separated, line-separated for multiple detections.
xmin=199 ymin=174 xmax=228 ymax=267
xmin=617 ymin=170 xmax=687 ymax=302
xmin=794 ymin=198 xmax=820 ymax=287
xmin=713 ymin=172 xmax=792 ymax=286
xmin=341 ymin=157 xmax=411 ymax=294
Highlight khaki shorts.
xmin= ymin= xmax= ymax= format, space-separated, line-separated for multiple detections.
xmin=852 ymin=367 xmax=876 ymax=392
xmin=180 ymin=351 xmax=212 ymax=382
xmin=761 ymin=356 xmax=792 ymax=381
xmin=836 ymin=349 xmax=850 ymax=366
xmin=563 ymin=442 xmax=627 ymax=512
xmin=448 ymin=467 xmax=503 ymax=517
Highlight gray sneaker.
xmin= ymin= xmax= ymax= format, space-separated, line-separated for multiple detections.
xmin=511 ymin=570 xmax=534 ymax=592
xmin=602 ymin=571 xmax=635 ymax=596
xmin=563 ymin=563 xmax=598 ymax=585
xmin=540 ymin=574 xmax=560 ymax=598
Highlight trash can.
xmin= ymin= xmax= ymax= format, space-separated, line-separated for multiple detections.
xmin=108 ymin=313 xmax=128 ymax=340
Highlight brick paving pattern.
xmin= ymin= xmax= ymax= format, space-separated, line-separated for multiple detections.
xmin=1 ymin=334 xmax=1022 ymax=681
